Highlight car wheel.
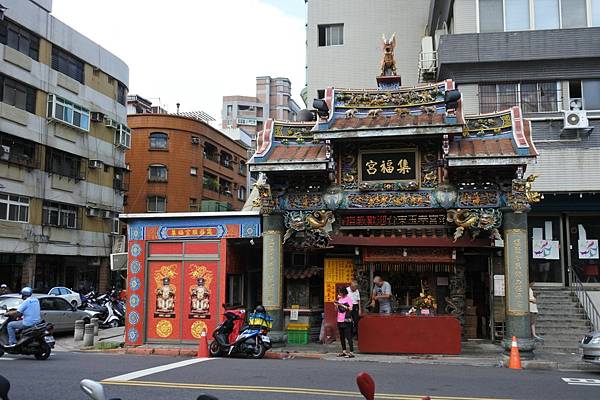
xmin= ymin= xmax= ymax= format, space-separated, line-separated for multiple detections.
xmin=71 ymin=300 xmax=78 ymax=307
xmin=34 ymin=342 xmax=51 ymax=360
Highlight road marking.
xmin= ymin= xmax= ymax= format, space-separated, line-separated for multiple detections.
xmin=102 ymin=379 xmax=509 ymax=400
xmin=0 ymin=358 xmax=15 ymax=361
xmin=561 ymin=377 xmax=600 ymax=386
xmin=103 ymin=358 xmax=214 ymax=382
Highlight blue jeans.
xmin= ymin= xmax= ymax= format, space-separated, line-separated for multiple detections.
xmin=7 ymin=320 xmax=26 ymax=345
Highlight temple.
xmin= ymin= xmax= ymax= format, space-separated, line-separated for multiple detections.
xmin=248 ymin=48 xmax=539 ymax=354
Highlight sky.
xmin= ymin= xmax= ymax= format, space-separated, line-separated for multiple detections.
xmin=51 ymin=0 xmax=306 ymax=121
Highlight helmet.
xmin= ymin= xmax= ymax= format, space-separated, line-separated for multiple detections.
xmin=0 ymin=284 xmax=7 ymax=288
xmin=20 ymin=287 xmax=33 ymax=297
xmin=254 ymin=305 xmax=266 ymax=314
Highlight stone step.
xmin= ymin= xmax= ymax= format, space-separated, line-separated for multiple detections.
xmin=537 ymin=305 xmax=583 ymax=311
xmin=537 ymin=321 xmax=590 ymax=328
xmin=536 ymin=298 xmax=579 ymax=304
xmin=537 ymin=316 xmax=589 ymax=322
xmin=535 ymin=292 xmax=575 ymax=298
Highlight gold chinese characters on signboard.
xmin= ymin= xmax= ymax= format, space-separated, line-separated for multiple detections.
xmin=359 ymin=149 xmax=418 ymax=183
xmin=324 ymin=258 xmax=354 ymax=302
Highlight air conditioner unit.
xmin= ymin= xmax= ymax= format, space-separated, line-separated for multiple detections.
xmin=102 ymin=210 xmax=113 ymax=219
xmin=90 ymin=112 xmax=105 ymax=122
xmin=86 ymin=207 xmax=100 ymax=217
xmin=89 ymin=159 xmax=103 ymax=169
xmin=104 ymin=117 xmax=118 ymax=129
xmin=0 ymin=145 xmax=10 ymax=161
xmin=563 ymin=110 xmax=589 ymax=129
xmin=191 ymin=137 xmax=200 ymax=144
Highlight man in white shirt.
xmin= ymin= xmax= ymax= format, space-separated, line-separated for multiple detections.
xmin=346 ymin=280 xmax=361 ymax=338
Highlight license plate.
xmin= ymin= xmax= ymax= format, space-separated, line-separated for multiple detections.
xmin=44 ymin=336 xmax=55 ymax=343
xmin=261 ymin=335 xmax=270 ymax=343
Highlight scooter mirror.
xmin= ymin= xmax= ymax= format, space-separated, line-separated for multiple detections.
xmin=80 ymin=379 xmax=106 ymax=400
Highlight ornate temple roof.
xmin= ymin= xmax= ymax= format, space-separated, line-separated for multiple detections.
xmin=447 ymin=106 xmax=538 ymax=166
xmin=313 ymin=80 xmax=464 ymax=139
xmin=249 ymin=119 xmax=329 ymax=172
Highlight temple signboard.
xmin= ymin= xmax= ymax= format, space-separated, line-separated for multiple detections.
xmin=340 ymin=213 xmax=446 ymax=228
xmin=359 ymin=149 xmax=418 ymax=183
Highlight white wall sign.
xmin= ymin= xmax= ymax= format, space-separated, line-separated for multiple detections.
xmin=493 ymin=275 xmax=505 ymax=297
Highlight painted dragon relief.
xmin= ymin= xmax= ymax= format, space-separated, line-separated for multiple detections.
xmin=283 ymin=210 xmax=335 ymax=249
xmin=446 ymin=208 xmax=502 ymax=242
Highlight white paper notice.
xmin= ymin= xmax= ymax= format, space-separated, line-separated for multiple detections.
xmin=533 ymin=228 xmax=543 ymax=241
xmin=494 ymin=275 xmax=505 ymax=297
xmin=532 ymin=240 xmax=560 ymax=260
xmin=578 ymin=240 xmax=599 ymax=259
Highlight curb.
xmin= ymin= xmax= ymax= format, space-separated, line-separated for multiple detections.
xmin=264 ymin=352 xmax=324 ymax=360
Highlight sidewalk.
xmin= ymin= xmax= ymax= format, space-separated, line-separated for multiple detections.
xmin=54 ymin=326 xmax=125 ymax=352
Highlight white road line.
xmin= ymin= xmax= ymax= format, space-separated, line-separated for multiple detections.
xmin=561 ymin=377 xmax=600 ymax=386
xmin=0 ymin=358 xmax=15 ymax=361
xmin=104 ymin=358 xmax=214 ymax=382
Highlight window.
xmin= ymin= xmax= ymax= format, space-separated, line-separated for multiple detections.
xmin=220 ymin=151 xmax=233 ymax=168
xmin=479 ymin=82 xmax=558 ymax=113
xmin=51 ymin=46 xmax=84 ymax=84
xmin=203 ymin=173 xmax=219 ymax=192
xmin=505 ymin=0 xmax=531 ymax=30
xmin=147 ymin=196 xmax=166 ymax=212
xmin=45 ymin=148 xmax=82 ymax=180
xmin=0 ymin=193 xmax=29 ymax=223
xmin=561 ymin=0 xmax=587 ymax=27
xmin=204 ymin=142 xmax=219 ymax=163
xmin=239 ymin=160 xmax=247 ymax=176
xmin=594 ymin=0 xmax=600 ymax=26
xmin=0 ymin=132 xmax=38 ymax=168
xmin=569 ymin=80 xmax=600 ymax=110
xmin=535 ymin=0 xmax=560 ymax=29
xmin=47 ymin=94 xmax=90 ymax=131
xmin=220 ymin=179 xmax=233 ymax=197
xmin=111 ymin=217 xmax=120 ymax=234
xmin=114 ymin=168 xmax=129 ymax=191
xmin=318 ymin=24 xmax=344 ymax=46
xmin=148 ymin=164 xmax=167 ymax=182
xmin=42 ymin=201 xmax=78 ymax=229
xmin=226 ymin=104 xmax=233 ymax=116
xmin=189 ymin=198 xmax=199 ymax=211
xmin=117 ymin=82 xmax=127 ymax=106
xmin=0 ymin=19 xmax=39 ymax=60
xmin=149 ymin=132 xmax=168 ymax=149
xmin=115 ymin=124 xmax=131 ymax=149
xmin=0 ymin=75 xmax=36 ymax=113
xmin=237 ymin=186 xmax=246 ymax=201
xmin=481 ymin=0 xmax=594 ymax=31
xmin=190 ymin=167 xmax=198 ymax=176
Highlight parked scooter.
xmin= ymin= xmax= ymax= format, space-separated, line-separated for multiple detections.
xmin=209 ymin=305 xmax=272 ymax=359
xmin=0 ymin=309 xmax=54 ymax=360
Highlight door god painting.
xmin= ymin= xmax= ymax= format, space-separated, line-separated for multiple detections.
xmin=154 ymin=264 xmax=177 ymax=318
xmin=189 ymin=264 xmax=213 ymax=319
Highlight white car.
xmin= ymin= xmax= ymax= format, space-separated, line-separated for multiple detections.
xmin=48 ymin=287 xmax=81 ymax=307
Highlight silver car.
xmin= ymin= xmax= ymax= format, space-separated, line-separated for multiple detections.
xmin=580 ymin=331 xmax=600 ymax=364
xmin=0 ymin=294 xmax=93 ymax=333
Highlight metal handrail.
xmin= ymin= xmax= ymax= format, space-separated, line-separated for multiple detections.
xmin=569 ymin=267 xmax=600 ymax=332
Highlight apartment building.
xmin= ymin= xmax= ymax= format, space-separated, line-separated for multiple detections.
xmin=126 ymin=110 xmax=248 ymax=214
xmin=0 ymin=0 xmax=129 ymax=293
xmin=304 ymin=0 xmax=432 ymax=104
xmin=222 ymin=76 xmax=301 ymax=144
xmin=427 ymin=0 xmax=600 ymax=287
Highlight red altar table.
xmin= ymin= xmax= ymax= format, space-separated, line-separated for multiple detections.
xmin=358 ymin=314 xmax=461 ymax=355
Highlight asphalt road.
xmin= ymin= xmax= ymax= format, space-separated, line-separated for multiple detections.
xmin=0 ymin=351 xmax=599 ymax=400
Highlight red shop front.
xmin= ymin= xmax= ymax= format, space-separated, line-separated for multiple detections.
xmin=120 ymin=212 xmax=261 ymax=345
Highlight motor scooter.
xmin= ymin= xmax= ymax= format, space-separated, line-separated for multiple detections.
xmin=209 ymin=305 xmax=272 ymax=359
xmin=0 ymin=309 xmax=54 ymax=360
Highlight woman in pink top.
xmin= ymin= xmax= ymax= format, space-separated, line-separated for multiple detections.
xmin=334 ymin=287 xmax=354 ymax=358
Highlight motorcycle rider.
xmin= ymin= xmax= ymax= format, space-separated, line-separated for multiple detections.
xmin=0 ymin=284 xmax=9 ymax=295
xmin=6 ymin=287 xmax=41 ymax=347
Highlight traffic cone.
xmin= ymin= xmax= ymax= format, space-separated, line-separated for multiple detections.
xmin=197 ymin=330 xmax=209 ymax=358
xmin=508 ymin=336 xmax=522 ymax=369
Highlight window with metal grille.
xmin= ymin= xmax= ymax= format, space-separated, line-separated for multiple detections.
xmin=42 ymin=201 xmax=79 ymax=229
xmin=0 ymin=193 xmax=29 ymax=223
xmin=45 ymin=148 xmax=83 ymax=179
xmin=479 ymin=82 xmax=559 ymax=113
xmin=0 ymin=132 xmax=38 ymax=168
xmin=148 ymin=164 xmax=168 ymax=182
xmin=149 ymin=132 xmax=168 ymax=149
xmin=0 ymin=74 xmax=36 ymax=113
xmin=0 ymin=19 xmax=39 ymax=60
xmin=51 ymin=46 xmax=84 ymax=84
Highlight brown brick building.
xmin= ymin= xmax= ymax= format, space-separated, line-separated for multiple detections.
xmin=125 ymin=113 xmax=249 ymax=213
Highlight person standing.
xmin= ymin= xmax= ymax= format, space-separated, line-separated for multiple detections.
xmin=6 ymin=287 xmax=41 ymax=347
xmin=334 ymin=287 xmax=354 ymax=358
xmin=346 ymin=280 xmax=361 ymax=338
xmin=370 ymin=276 xmax=392 ymax=314
xmin=529 ymin=282 xmax=543 ymax=341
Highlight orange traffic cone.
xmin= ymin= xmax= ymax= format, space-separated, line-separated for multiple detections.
xmin=197 ymin=330 xmax=209 ymax=358
xmin=508 ymin=336 xmax=522 ymax=369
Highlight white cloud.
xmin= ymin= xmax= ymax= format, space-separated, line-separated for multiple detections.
xmin=51 ymin=0 xmax=306 ymax=120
